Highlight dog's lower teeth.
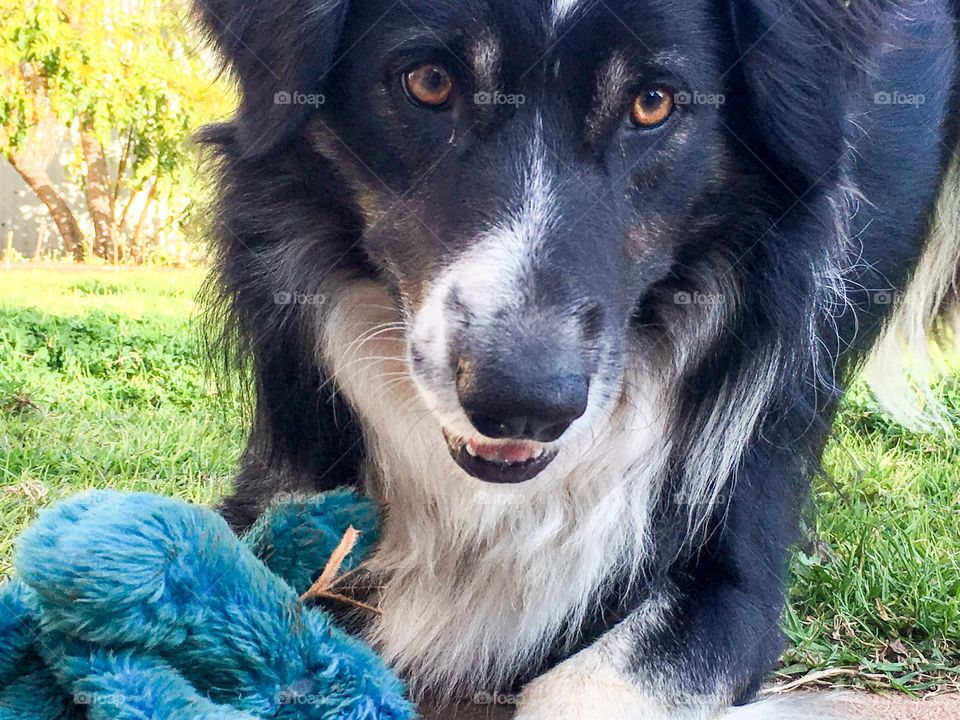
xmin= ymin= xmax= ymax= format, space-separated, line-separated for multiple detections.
xmin=485 ymin=453 xmax=533 ymax=466
xmin=459 ymin=437 xmax=547 ymax=465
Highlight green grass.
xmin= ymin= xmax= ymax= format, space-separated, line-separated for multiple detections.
xmin=0 ymin=268 xmax=958 ymax=693
xmin=784 ymin=382 xmax=960 ymax=692
xmin=0 ymin=269 xmax=243 ymax=578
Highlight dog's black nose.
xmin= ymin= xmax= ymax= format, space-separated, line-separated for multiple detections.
xmin=456 ymin=357 xmax=589 ymax=443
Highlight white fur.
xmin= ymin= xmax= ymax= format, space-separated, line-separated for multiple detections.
xmin=865 ymin=155 xmax=960 ymax=428
xmin=550 ymin=0 xmax=583 ymax=29
xmin=814 ymin=174 xmax=871 ymax=394
xmin=651 ymin=262 xmax=775 ymax=535
xmin=477 ymin=112 xmax=558 ymax=297
xmin=321 ymin=280 xmax=668 ymax=699
xmin=471 ymin=31 xmax=502 ymax=89
xmin=725 ymin=695 xmax=857 ymax=720
xmin=515 ymin=654 xmax=674 ymax=720
xmin=678 ymin=349 xmax=781 ymax=533
xmin=515 ymin=591 xmax=689 ymax=720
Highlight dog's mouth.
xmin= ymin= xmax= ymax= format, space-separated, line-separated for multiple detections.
xmin=442 ymin=430 xmax=557 ymax=484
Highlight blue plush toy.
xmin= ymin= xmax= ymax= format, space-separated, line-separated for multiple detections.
xmin=0 ymin=490 xmax=413 ymax=720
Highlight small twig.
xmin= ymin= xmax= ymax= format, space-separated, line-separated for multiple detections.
xmin=312 ymin=591 xmax=383 ymax=616
xmin=765 ymin=668 xmax=860 ymax=694
xmin=300 ymin=527 xmax=381 ymax=614
xmin=311 ymin=526 xmax=359 ymax=593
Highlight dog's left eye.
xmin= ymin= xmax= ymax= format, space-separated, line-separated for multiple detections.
xmin=404 ymin=64 xmax=454 ymax=108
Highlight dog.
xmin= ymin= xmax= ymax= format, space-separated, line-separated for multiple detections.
xmin=194 ymin=0 xmax=960 ymax=717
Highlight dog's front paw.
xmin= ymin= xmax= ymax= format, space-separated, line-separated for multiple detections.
xmin=512 ymin=661 xmax=667 ymax=720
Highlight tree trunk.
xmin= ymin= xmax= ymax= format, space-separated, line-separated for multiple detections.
xmin=6 ymin=151 xmax=85 ymax=262
xmin=129 ymin=180 xmax=158 ymax=265
xmin=80 ymin=129 xmax=120 ymax=263
xmin=33 ymin=223 xmax=49 ymax=261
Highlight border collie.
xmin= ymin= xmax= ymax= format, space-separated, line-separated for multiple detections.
xmin=194 ymin=0 xmax=960 ymax=717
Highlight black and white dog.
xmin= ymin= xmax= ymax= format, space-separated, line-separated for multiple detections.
xmin=195 ymin=0 xmax=959 ymax=717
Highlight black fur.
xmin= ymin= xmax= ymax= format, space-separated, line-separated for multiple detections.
xmin=197 ymin=0 xmax=960 ymax=710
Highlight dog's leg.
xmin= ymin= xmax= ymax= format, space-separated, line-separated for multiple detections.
xmin=514 ymin=637 xmax=685 ymax=720
xmin=513 ymin=587 xmax=839 ymax=720
xmin=516 ymin=441 xmax=824 ymax=720
xmin=516 ymin=650 xmax=850 ymax=720
xmin=513 ymin=595 xmax=711 ymax=720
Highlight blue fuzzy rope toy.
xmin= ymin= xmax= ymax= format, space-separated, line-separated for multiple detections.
xmin=0 ymin=490 xmax=413 ymax=720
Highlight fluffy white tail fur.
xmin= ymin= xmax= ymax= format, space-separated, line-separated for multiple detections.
xmin=864 ymin=156 xmax=960 ymax=429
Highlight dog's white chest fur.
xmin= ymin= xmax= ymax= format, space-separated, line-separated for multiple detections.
xmin=321 ymin=282 xmax=668 ymax=697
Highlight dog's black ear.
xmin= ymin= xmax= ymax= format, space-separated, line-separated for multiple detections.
xmin=194 ymin=0 xmax=349 ymax=155
xmin=729 ymin=0 xmax=892 ymax=186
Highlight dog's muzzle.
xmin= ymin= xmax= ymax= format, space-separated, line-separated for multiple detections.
xmin=440 ymin=348 xmax=589 ymax=483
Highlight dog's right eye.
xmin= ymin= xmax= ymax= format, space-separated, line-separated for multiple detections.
xmin=630 ymin=86 xmax=674 ymax=128
xmin=403 ymin=64 xmax=454 ymax=108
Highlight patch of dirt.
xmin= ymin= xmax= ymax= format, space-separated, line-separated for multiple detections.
xmin=851 ymin=693 xmax=960 ymax=720
xmin=418 ymin=700 xmax=511 ymax=719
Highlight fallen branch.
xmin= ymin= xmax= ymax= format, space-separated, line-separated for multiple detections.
xmin=300 ymin=526 xmax=381 ymax=615
xmin=764 ymin=668 xmax=860 ymax=694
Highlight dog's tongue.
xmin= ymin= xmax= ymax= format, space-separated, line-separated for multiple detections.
xmin=466 ymin=439 xmax=539 ymax=464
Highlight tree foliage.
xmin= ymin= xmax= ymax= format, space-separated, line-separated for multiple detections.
xmin=0 ymin=0 xmax=234 ymax=263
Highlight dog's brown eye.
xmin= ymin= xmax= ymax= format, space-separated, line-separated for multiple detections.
xmin=404 ymin=64 xmax=454 ymax=108
xmin=631 ymin=87 xmax=674 ymax=128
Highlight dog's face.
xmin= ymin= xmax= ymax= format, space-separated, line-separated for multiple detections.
xmin=199 ymin=0 xmax=855 ymax=485
xmin=306 ymin=0 xmax=734 ymax=482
